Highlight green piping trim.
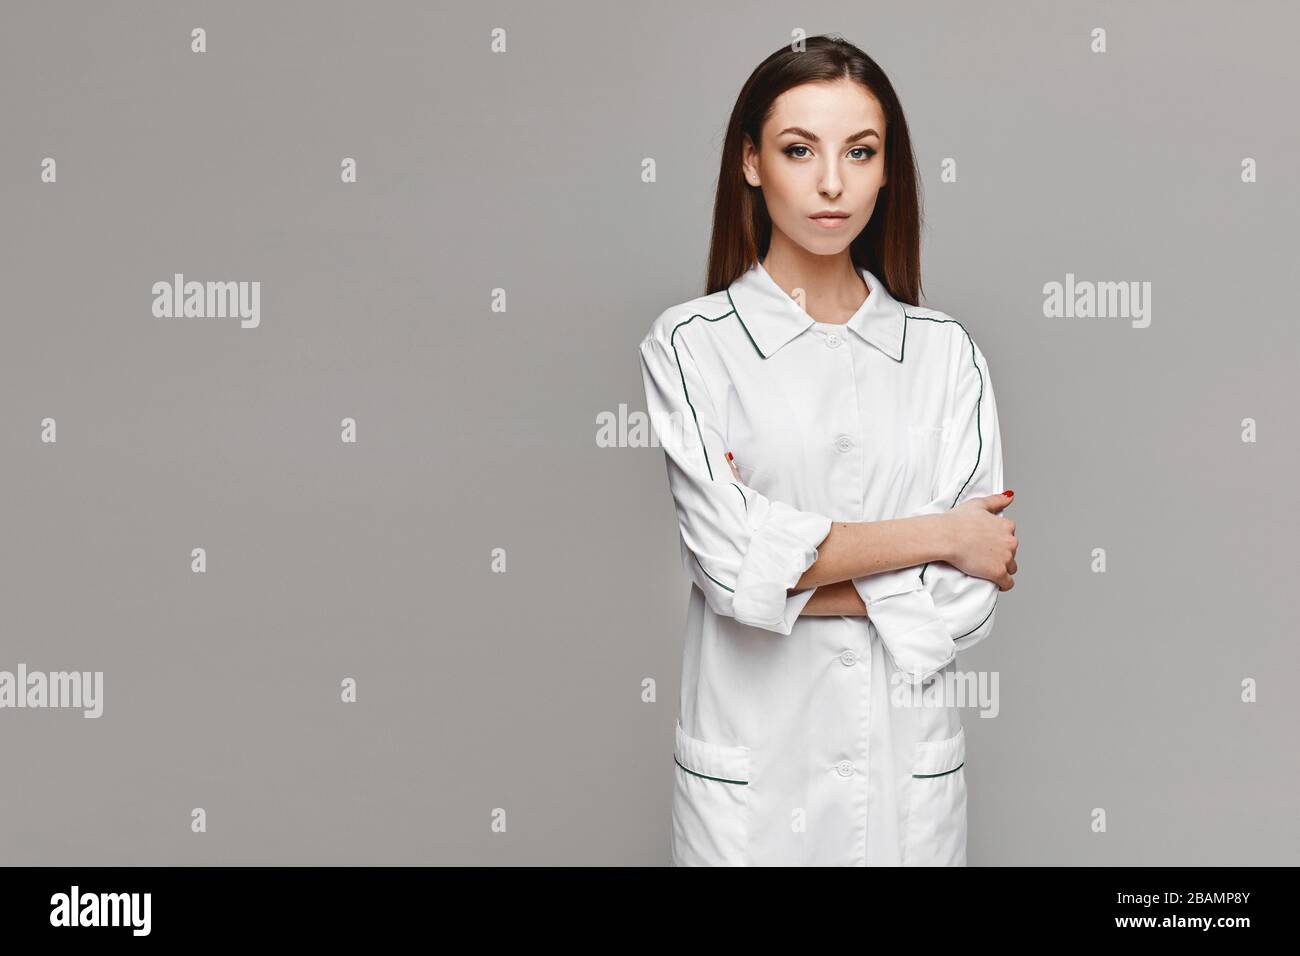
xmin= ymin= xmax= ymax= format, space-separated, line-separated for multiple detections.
xmin=692 ymin=552 xmax=735 ymax=594
xmin=722 ymin=288 xmax=767 ymax=358
xmin=913 ymin=761 xmax=964 ymax=779
xmin=674 ymin=754 xmax=748 ymax=785
xmin=906 ymin=315 xmax=984 ymax=584
xmin=669 ymin=307 xmax=751 ymax=595
xmin=730 ymin=482 xmax=747 ymax=508
xmin=668 ymin=311 xmax=726 ymax=482
xmin=954 ymin=602 xmax=996 ymax=640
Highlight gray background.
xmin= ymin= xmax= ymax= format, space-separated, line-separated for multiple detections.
xmin=1 ymin=0 xmax=1296 ymax=865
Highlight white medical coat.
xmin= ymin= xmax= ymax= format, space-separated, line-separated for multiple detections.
xmin=637 ymin=260 xmax=1005 ymax=866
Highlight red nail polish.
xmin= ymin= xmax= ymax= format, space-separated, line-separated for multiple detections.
xmin=1002 ymin=490 xmax=1014 ymax=497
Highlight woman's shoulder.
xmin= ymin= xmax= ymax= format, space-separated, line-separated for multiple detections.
xmin=902 ymin=304 xmax=991 ymax=366
xmin=638 ymin=289 xmax=733 ymax=353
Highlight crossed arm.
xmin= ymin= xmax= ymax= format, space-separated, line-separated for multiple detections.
xmin=803 ymin=579 xmax=870 ymax=615
xmin=794 ymin=514 xmax=955 ymax=616
xmin=639 ymin=327 xmax=1006 ymax=683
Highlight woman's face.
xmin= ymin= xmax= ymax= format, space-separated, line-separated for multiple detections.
xmin=742 ymin=78 xmax=888 ymax=256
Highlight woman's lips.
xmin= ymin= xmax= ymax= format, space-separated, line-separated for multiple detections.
xmin=810 ymin=214 xmax=850 ymax=229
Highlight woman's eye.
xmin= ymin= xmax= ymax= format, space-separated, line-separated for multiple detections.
xmin=784 ymin=144 xmax=877 ymax=160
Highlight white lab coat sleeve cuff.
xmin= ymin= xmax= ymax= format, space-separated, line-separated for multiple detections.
xmin=731 ymin=502 xmax=832 ymax=635
xmin=852 ymin=565 xmax=926 ymax=606
xmin=853 ymin=583 xmax=956 ymax=684
xmin=925 ymin=563 xmax=1000 ymax=651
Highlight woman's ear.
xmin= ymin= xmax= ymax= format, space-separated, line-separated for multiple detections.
xmin=741 ymin=134 xmax=761 ymax=188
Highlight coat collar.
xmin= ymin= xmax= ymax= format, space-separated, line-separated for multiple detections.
xmin=725 ymin=259 xmax=906 ymax=362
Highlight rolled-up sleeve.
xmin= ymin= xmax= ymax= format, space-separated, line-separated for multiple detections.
xmin=638 ymin=333 xmax=832 ymax=635
xmin=852 ymin=333 xmax=1005 ymax=682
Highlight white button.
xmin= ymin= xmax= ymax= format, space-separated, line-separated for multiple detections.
xmin=839 ymin=650 xmax=857 ymax=667
xmin=835 ymin=435 xmax=853 ymax=453
xmin=836 ymin=760 xmax=855 ymax=777
xmin=825 ymin=333 xmax=841 ymax=349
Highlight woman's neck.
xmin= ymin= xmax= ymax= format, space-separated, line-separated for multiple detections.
xmin=761 ymin=239 xmax=868 ymax=325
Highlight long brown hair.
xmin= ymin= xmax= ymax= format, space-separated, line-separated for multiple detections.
xmin=706 ymin=34 xmax=923 ymax=306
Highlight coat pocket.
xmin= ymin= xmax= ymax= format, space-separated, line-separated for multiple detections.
xmin=902 ymin=726 xmax=968 ymax=866
xmin=671 ymin=718 xmax=752 ymax=866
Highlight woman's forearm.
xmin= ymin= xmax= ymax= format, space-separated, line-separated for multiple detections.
xmin=799 ymin=579 xmax=868 ymax=616
xmin=791 ymin=514 xmax=952 ymax=590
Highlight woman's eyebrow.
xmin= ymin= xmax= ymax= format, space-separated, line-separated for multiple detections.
xmin=776 ymin=127 xmax=881 ymax=143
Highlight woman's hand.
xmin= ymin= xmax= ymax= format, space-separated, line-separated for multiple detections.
xmin=941 ymin=493 xmax=1018 ymax=590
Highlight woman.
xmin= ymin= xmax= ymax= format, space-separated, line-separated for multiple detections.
xmin=637 ymin=35 xmax=1018 ymax=866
